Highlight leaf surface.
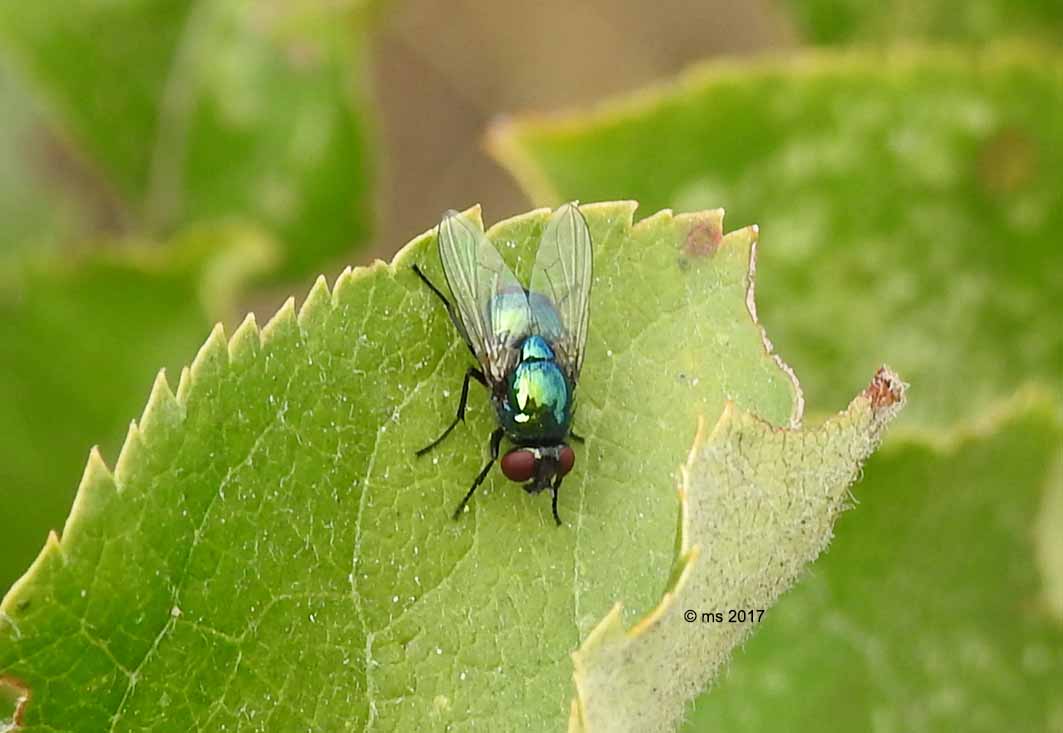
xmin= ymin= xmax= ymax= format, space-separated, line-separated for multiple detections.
xmin=0 ymin=203 xmax=899 ymax=730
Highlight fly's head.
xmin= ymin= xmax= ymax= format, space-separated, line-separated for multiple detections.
xmin=500 ymin=444 xmax=575 ymax=493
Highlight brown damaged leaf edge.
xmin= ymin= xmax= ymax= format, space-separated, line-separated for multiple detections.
xmin=864 ymin=366 xmax=906 ymax=408
xmin=0 ymin=674 xmax=30 ymax=729
xmin=568 ymin=367 xmax=907 ymax=733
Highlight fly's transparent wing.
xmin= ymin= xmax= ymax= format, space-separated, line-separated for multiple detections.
xmin=437 ymin=209 xmax=531 ymax=385
xmin=528 ymin=202 xmax=593 ymax=382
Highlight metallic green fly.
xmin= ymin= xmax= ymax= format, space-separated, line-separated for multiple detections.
xmin=412 ymin=203 xmax=592 ymax=526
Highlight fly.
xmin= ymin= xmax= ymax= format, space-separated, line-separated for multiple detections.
xmin=412 ymin=203 xmax=592 ymax=526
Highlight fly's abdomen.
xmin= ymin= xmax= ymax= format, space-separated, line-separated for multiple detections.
xmin=498 ymin=349 xmax=572 ymax=445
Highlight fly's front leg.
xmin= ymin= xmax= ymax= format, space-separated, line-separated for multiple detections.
xmin=412 ymin=264 xmax=477 ymax=360
xmin=453 ymin=427 xmax=504 ymax=520
xmin=416 ymin=366 xmax=487 ymax=457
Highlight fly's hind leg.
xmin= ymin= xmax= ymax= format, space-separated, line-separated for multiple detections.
xmin=416 ymin=366 xmax=487 ymax=457
xmin=453 ymin=428 xmax=504 ymax=520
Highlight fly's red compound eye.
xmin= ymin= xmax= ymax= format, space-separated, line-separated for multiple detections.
xmin=500 ymin=449 xmax=537 ymax=482
xmin=559 ymin=445 xmax=575 ymax=476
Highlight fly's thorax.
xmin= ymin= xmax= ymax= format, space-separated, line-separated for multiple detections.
xmin=496 ymin=336 xmax=573 ymax=445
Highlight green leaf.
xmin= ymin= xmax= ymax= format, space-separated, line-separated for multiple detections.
xmin=488 ymin=46 xmax=1063 ymax=429
xmin=0 ymin=0 xmax=375 ymax=277
xmin=571 ymin=369 xmax=906 ymax=732
xmin=0 ymin=225 xmax=277 ymax=594
xmin=0 ymin=204 xmax=899 ymax=730
xmin=684 ymin=391 xmax=1063 ymax=732
xmin=780 ymin=0 xmax=1063 ymax=44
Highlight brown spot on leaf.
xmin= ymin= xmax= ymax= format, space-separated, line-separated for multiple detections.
xmin=0 ymin=675 xmax=30 ymax=729
xmin=978 ymin=127 xmax=1037 ymax=194
xmin=683 ymin=219 xmax=723 ymax=258
xmin=864 ymin=367 xmax=904 ymax=409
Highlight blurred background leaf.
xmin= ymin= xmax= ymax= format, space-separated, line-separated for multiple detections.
xmin=782 ymin=0 xmax=1063 ymax=44
xmin=0 ymin=0 xmax=376 ymax=278
xmin=0 ymin=64 xmax=93 ymax=260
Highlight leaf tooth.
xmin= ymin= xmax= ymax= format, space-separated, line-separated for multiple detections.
xmin=69 ymin=441 xmax=116 ymax=512
xmin=583 ymin=200 xmax=638 ymax=231
xmin=175 ymin=365 xmax=194 ymax=406
xmin=332 ymin=266 xmax=355 ymax=306
xmin=188 ymin=323 xmax=230 ymax=387
xmin=261 ymin=296 xmax=297 ymax=347
xmin=62 ymin=447 xmax=118 ymax=547
xmin=675 ymin=208 xmax=725 ymax=230
xmin=81 ymin=445 xmax=115 ymax=488
xmin=460 ymin=204 xmax=485 ymax=231
xmin=486 ymin=204 xmax=550 ymax=239
xmin=297 ymin=275 xmax=332 ymax=331
xmin=228 ymin=312 xmax=261 ymax=368
xmin=139 ymin=369 xmax=184 ymax=441
xmin=43 ymin=530 xmax=62 ymax=563
xmin=1 ymin=530 xmax=66 ymax=616
xmin=113 ymin=420 xmax=146 ymax=492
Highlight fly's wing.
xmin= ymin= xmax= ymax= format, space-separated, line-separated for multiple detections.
xmin=528 ymin=202 xmax=593 ymax=383
xmin=437 ymin=209 xmax=530 ymax=385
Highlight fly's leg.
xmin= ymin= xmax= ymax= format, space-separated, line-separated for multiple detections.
xmin=550 ymin=475 xmax=564 ymax=527
xmin=453 ymin=428 xmax=504 ymax=520
xmin=569 ymin=430 xmax=586 ymax=444
xmin=412 ymin=264 xmax=476 ymax=360
xmin=416 ymin=366 xmax=487 ymax=457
